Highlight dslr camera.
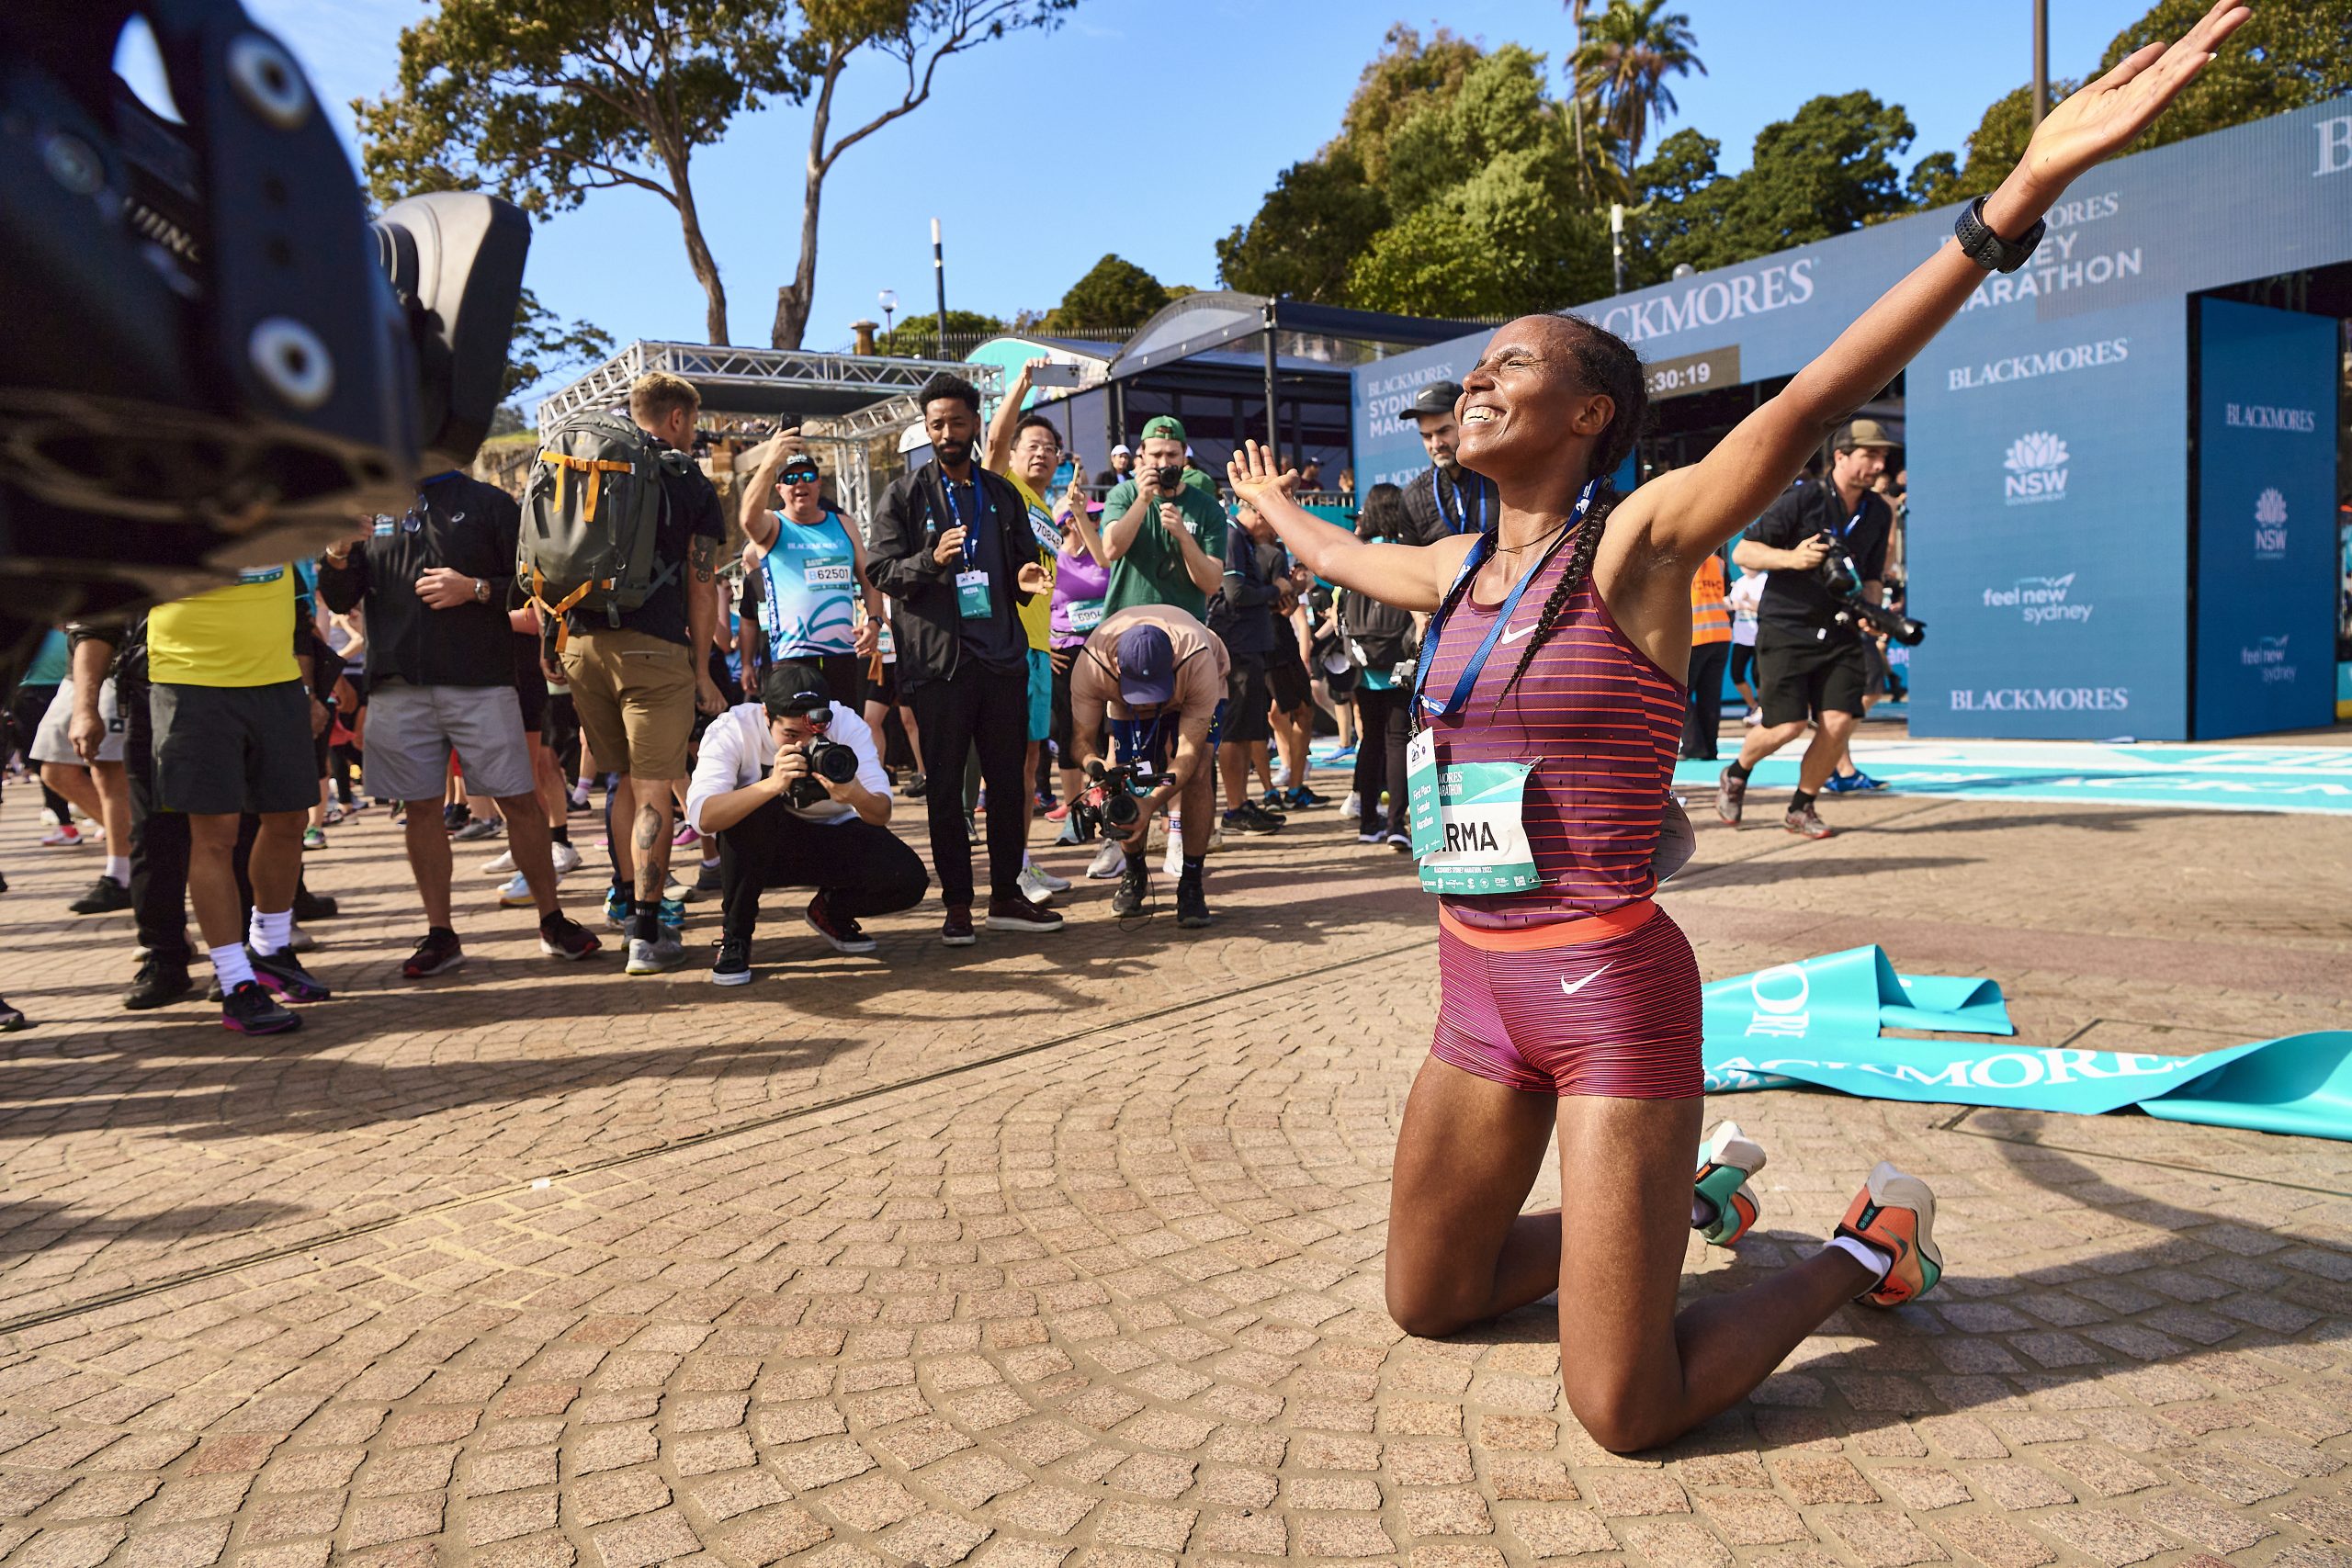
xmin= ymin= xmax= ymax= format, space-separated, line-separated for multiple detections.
xmin=787 ymin=737 xmax=859 ymax=808
xmin=1072 ymin=760 xmax=1147 ymax=834
xmin=1813 ymin=530 xmax=1926 ymax=648
xmin=1 ymin=2 xmax=527 ymax=651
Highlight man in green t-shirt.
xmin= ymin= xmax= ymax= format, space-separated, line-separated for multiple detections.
xmin=1100 ymin=415 xmax=1225 ymax=620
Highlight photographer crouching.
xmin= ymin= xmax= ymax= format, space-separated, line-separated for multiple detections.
xmin=684 ymin=661 xmax=928 ymax=985
xmin=1716 ymin=421 xmax=1900 ymax=840
xmin=1070 ymin=609 xmax=1229 ymax=929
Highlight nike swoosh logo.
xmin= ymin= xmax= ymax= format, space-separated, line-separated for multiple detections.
xmin=1560 ymin=964 xmax=1611 ymax=998
xmin=1499 ymin=623 xmax=1540 ymax=644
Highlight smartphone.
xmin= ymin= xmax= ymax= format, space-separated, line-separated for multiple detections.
xmin=1028 ymin=362 xmax=1083 ymax=389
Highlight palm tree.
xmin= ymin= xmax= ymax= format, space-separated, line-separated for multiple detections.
xmin=1574 ymin=0 xmax=1706 ymax=175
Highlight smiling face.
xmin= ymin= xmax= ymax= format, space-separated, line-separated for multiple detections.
xmin=1455 ymin=317 xmax=1617 ymax=494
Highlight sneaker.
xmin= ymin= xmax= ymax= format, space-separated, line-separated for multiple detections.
xmin=1329 ymin=745 xmax=1358 ymax=764
xmin=1222 ymin=804 xmax=1283 ymax=835
xmin=659 ymin=896 xmax=686 ymax=935
xmin=401 ymin=928 xmax=466 ymax=979
xmin=41 ymin=824 xmax=83 ymax=848
xmin=1385 ymin=831 xmax=1413 ymax=852
xmin=1694 ymin=1122 xmax=1768 ymax=1247
xmin=1015 ymin=863 xmax=1059 ymax=907
xmin=1055 ymin=817 xmax=1095 ymax=848
xmin=251 ymin=946 xmax=330 ymax=1002
xmin=625 ymin=932 xmax=687 ymax=974
xmin=1258 ymin=788 xmax=1284 ymax=810
xmin=710 ymin=934 xmax=752 ymax=986
xmin=1110 ymin=865 xmax=1148 ymax=918
xmin=1837 ymin=1162 xmax=1943 ymax=1306
xmin=443 ymin=804 xmax=469 ymax=831
xmin=1742 ymin=707 xmax=1762 ymax=727
xmin=498 ymin=870 xmax=537 ymax=908
xmin=550 ymin=840 xmax=583 ymax=875
xmin=1175 ymin=875 xmax=1212 ymax=929
xmin=1715 ymin=765 xmax=1747 ymax=826
xmin=1783 ymin=804 xmax=1835 ymax=840
xmin=537 ymin=912 xmax=600 ymax=961
xmin=1027 ymin=860 xmax=1070 ymax=893
xmin=480 ymin=848 xmax=518 ymax=876
xmin=68 ymin=876 xmax=130 ymax=915
xmin=686 ymin=862 xmax=721 ymax=900
xmin=1827 ymin=770 xmax=1886 ymax=795
xmin=286 ymin=924 xmax=316 ymax=953
xmin=452 ymin=817 xmax=502 ymax=842
xmin=941 ymin=905 xmax=977 ymax=946
xmin=1340 ymin=791 xmax=1361 ymax=819
xmin=904 ymin=772 xmax=928 ymax=799
xmin=292 ymin=886 xmax=337 ymax=921
xmin=806 ymin=892 xmax=877 ymax=954
xmin=1086 ymin=840 xmax=1126 ymax=879
xmin=569 ymin=790 xmax=593 ymax=815
xmin=604 ymin=886 xmax=631 ymax=930
xmin=986 ymin=891 xmax=1064 ymax=932
xmin=1358 ymin=831 xmax=1385 ymax=845
xmin=672 ymin=822 xmax=700 ymax=849
xmin=1205 ymin=826 xmax=1225 ymax=854
xmin=123 ymin=956 xmax=195 ymax=1010
xmin=221 ymin=981 xmax=299 ymax=1035
xmin=1283 ymin=785 xmax=1329 ymax=811
xmin=1044 ymin=803 xmax=1070 ymax=823
xmin=301 ymin=827 xmax=327 ymax=851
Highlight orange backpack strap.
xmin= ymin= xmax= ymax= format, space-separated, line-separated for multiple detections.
xmin=537 ymin=450 xmax=634 ymax=520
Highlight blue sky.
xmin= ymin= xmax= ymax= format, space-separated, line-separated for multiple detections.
xmin=194 ymin=0 xmax=2154 ymax=398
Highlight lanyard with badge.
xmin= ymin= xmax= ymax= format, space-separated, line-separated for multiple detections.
xmin=1401 ymin=479 xmax=1595 ymax=895
xmin=1434 ymin=468 xmax=1485 ymax=536
xmin=941 ymin=474 xmax=993 ymax=618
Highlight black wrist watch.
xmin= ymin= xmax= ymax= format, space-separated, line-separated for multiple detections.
xmin=1953 ymin=196 xmax=2045 ymax=274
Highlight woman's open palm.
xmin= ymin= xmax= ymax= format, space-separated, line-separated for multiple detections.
xmin=2020 ymin=0 xmax=2251 ymax=193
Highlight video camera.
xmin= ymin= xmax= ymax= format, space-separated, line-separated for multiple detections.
xmin=0 ymin=2 xmax=528 ymax=645
xmin=786 ymin=736 xmax=859 ymax=809
xmin=1072 ymin=760 xmax=1147 ymax=835
xmin=1814 ymin=531 xmax=1926 ymax=647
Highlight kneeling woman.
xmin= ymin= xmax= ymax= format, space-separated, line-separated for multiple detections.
xmin=1226 ymin=0 xmax=2243 ymax=1452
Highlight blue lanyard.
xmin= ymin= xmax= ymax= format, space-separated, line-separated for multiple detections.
xmin=1434 ymin=468 xmax=1485 ymax=536
xmin=1413 ymin=479 xmax=1596 ymax=724
xmin=1826 ymin=480 xmax=1865 ymax=539
xmin=940 ymin=474 xmax=989 ymax=567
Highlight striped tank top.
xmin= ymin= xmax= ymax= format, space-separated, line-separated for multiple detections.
xmin=1419 ymin=536 xmax=1686 ymax=929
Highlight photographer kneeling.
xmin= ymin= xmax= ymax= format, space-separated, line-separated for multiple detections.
xmin=685 ymin=661 xmax=929 ymax=985
xmin=1070 ymin=608 xmax=1228 ymax=929
xmin=1716 ymin=421 xmax=1896 ymax=841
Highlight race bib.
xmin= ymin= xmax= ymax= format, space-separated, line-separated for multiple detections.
xmin=1067 ymin=599 xmax=1105 ymax=633
xmin=803 ymin=554 xmax=853 ymax=592
xmin=956 ymin=570 xmax=992 ymax=618
xmin=1028 ymin=507 xmax=1061 ymax=553
xmin=1406 ymin=731 xmax=1539 ymax=895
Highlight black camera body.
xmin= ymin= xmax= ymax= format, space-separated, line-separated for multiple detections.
xmin=786 ymin=737 xmax=859 ymax=807
xmin=1073 ymin=761 xmax=1147 ymax=834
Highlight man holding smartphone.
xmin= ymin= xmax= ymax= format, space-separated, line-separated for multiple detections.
xmin=1098 ymin=415 xmax=1225 ymax=620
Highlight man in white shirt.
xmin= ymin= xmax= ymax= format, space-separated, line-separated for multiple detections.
xmin=685 ymin=661 xmax=928 ymax=984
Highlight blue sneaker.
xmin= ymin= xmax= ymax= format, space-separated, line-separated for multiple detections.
xmin=1283 ymin=784 xmax=1330 ymax=810
xmin=604 ymin=886 xmax=630 ymax=930
xmin=659 ymin=896 xmax=686 ymax=936
xmin=1825 ymin=771 xmax=1886 ymax=795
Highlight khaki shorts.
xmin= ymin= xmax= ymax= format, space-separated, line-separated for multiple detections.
xmin=561 ymin=628 xmax=695 ymax=782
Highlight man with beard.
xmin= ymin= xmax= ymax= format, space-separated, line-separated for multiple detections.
xmin=1398 ymin=381 xmax=1501 ymax=547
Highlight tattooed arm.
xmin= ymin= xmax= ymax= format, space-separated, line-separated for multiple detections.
xmin=688 ymin=529 xmax=725 ymax=716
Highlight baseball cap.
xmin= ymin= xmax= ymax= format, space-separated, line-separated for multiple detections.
xmin=761 ymin=660 xmax=831 ymax=718
xmin=1836 ymin=419 xmax=1900 ymax=451
xmin=1139 ymin=414 xmax=1186 ymax=444
xmin=1114 ymin=625 xmax=1177 ymax=708
xmin=1110 ymin=443 xmax=1132 ymax=457
xmin=1408 ymin=381 xmax=1464 ymax=419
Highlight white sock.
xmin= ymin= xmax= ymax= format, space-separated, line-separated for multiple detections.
xmin=212 ymin=943 xmax=256 ymax=992
xmin=105 ymin=855 xmax=130 ymax=886
xmin=702 ymin=853 xmax=719 ymax=869
xmin=1828 ymin=1235 xmax=1893 ymax=1283
xmin=248 ymin=908 xmax=293 ymax=956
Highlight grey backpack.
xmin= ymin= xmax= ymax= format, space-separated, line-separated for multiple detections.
xmin=518 ymin=410 xmax=684 ymax=631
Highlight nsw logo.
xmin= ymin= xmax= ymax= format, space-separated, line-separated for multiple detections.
xmin=2002 ymin=432 xmax=2070 ymax=505
xmin=1980 ymin=572 xmax=2091 ymax=626
xmin=2253 ymin=487 xmax=2289 ymax=560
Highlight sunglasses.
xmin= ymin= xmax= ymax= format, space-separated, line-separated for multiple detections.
xmin=779 ymin=466 xmax=821 ymax=485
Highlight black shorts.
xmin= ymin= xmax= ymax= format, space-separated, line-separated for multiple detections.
xmin=1755 ymin=631 xmax=1867 ymax=727
xmin=1049 ymin=648 xmax=1079 ymax=760
xmin=152 ymin=679 xmax=317 ymax=816
xmin=1727 ymin=644 xmax=1757 ymax=688
xmin=8 ymin=682 xmax=59 ymax=764
xmin=1267 ymin=637 xmax=1313 ymax=712
xmin=865 ymin=661 xmax=901 ymax=710
xmin=1223 ymin=655 xmax=1273 ymax=746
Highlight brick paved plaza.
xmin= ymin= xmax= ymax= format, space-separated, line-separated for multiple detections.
xmin=0 ymin=761 xmax=2346 ymax=1568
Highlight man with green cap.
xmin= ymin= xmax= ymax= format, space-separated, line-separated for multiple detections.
xmin=1099 ymin=415 xmax=1227 ymax=621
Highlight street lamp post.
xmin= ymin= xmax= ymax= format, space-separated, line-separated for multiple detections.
xmin=2032 ymin=0 xmax=2050 ymax=126
xmin=1610 ymin=203 xmax=1626 ymax=296
xmin=931 ymin=219 xmax=949 ymax=355
xmin=878 ymin=288 xmax=898 ymax=347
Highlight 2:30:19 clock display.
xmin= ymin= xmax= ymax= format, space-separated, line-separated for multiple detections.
xmin=1642 ymin=344 xmax=1741 ymax=400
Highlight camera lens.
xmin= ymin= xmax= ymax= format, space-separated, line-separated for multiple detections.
xmin=1104 ymin=793 xmax=1142 ymax=830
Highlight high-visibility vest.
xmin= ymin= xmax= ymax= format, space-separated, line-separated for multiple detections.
xmin=1690 ymin=555 xmax=1733 ymax=645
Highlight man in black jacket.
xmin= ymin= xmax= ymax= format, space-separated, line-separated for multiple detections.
xmin=1397 ymin=380 xmax=1500 ymax=547
xmin=865 ymin=374 xmax=1064 ymax=945
xmin=320 ymin=473 xmax=601 ymax=975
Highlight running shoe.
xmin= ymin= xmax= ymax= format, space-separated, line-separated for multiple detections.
xmin=986 ymin=891 xmax=1064 ymax=932
xmin=292 ymin=886 xmax=338 ymax=921
xmin=1222 ymin=804 xmax=1283 ymax=835
xmin=1175 ymin=874 xmax=1212 ymax=929
xmin=659 ymin=895 xmax=686 ymax=935
xmin=1086 ymin=840 xmax=1125 ymax=879
xmin=1110 ymin=865 xmax=1148 ymax=918
xmin=1015 ymin=863 xmax=1060 ymax=907
xmin=286 ymin=923 xmax=316 ymax=953
xmin=625 ymin=932 xmax=687 ymax=974
xmin=687 ymin=862 xmax=721 ymax=900
xmin=941 ymin=905 xmax=976 ymax=947
xmin=1783 ymin=805 xmax=1835 ymax=840
xmin=1026 ymin=860 xmax=1071 ymax=894
xmin=480 ymin=849 xmax=517 ymax=875
xmin=452 ymin=817 xmax=502 ymax=842
xmin=1837 ymin=1161 xmax=1943 ymax=1307
xmin=807 ymin=892 xmax=877 ymax=954
xmin=301 ymin=827 xmax=327 ymax=851
xmin=1715 ymin=765 xmax=1747 ymax=826
xmin=122 ymin=956 xmax=194 ymax=1011
xmin=1358 ymin=831 xmax=1386 ymax=845
xmin=1283 ymin=784 xmax=1330 ymax=811
xmin=1386 ymin=831 xmax=1413 ymax=852
xmin=0 ymin=998 xmax=27 ymax=1032
xmin=402 ymin=928 xmax=466 ymax=978
xmin=1694 ymin=1122 xmax=1768 ymax=1247
xmin=251 ymin=946 xmax=330 ymax=1002
xmin=68 ymin=876 xmax=130 ymax=915
xmin=1742 ymin=707 xmax=1761 ymax=727
xmin=904 ymin=772 xmax=928 ymax=798
xmin=604 ymin=886 xmax=631 ymax=930
xmin=672 ymin=822 xmax=699 ymax=849
xmin=497 ymin=870 xmax=537 ymax=908
xmin=1329 ymin=745 xmax=1358 ymax=765
xmin=1054 ymin=818 xmax=1093 ymax=848
xmin=443 ymin=804 xmax=469 ymax=831
xmin=1832 ymin=770 xmax=1888 ymax=794
xmin=550 ymin=841 xmax=583 ymax=875
xmin=711 ymin=934 xmax=752 ymax=986
xmin=569 ymin=790 xmax=593 ymax=815
xmin=41 ymin=824 xmax=83 ymax=848
xmin=537 ymin=912 xmax=600 ymax=961
xmin=1044 ymin=803 xmax=1070 ymax=823
xmin=1258 ymin=788 xmax=1285 ymax=810
xmin=221 ymin=981 xmax=298 ymax=1035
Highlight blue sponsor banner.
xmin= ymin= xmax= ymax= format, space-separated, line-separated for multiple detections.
xmin=2192 ymin=299 xmax=2340 ymax=738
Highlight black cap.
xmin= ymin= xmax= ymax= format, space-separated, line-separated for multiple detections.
xmin=1408 ymin=381 xmax=1464 ymax=420
xmin=761 ymin=660 xmax=831 ymax=718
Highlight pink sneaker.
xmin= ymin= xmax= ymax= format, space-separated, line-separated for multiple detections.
xmin=672 ymin=823 xmax=699 ymax=848
xmin=41 ymin=824 xmax=83 ymax=848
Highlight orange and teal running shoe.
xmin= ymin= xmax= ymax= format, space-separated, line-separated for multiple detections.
xmin=1837 ymin=1161 xmax=1943 ymax=1306
xmin=1694 ymin=1122 xmax=1766 ymax=1247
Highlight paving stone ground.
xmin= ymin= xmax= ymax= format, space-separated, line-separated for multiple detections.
xmin=0 ymin=759 xmax=2345 ymax=1568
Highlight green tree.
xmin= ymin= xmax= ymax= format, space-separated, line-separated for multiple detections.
xmin=1573 ymin=0 xmax=1705 ymax=175
xmin=1334 ymin=26 xmax=1486 ymax=185
xmin=1215 ymin=150 xmax=1387 ymax=303
xmin=1044 ymin=254 xmax=1170 ymax=334
xmin=766 ymin=0 xmax=1079 ymax=349
xmin=2096 ymin=0 xmax=2350 ymax=152
xmin=356 ymin=0 xmax=800 ymax=346
xmin=503 ymin=288 xmax=616 ymax=402
xmin=875 ymin=309 xmax=1006 ymax=358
